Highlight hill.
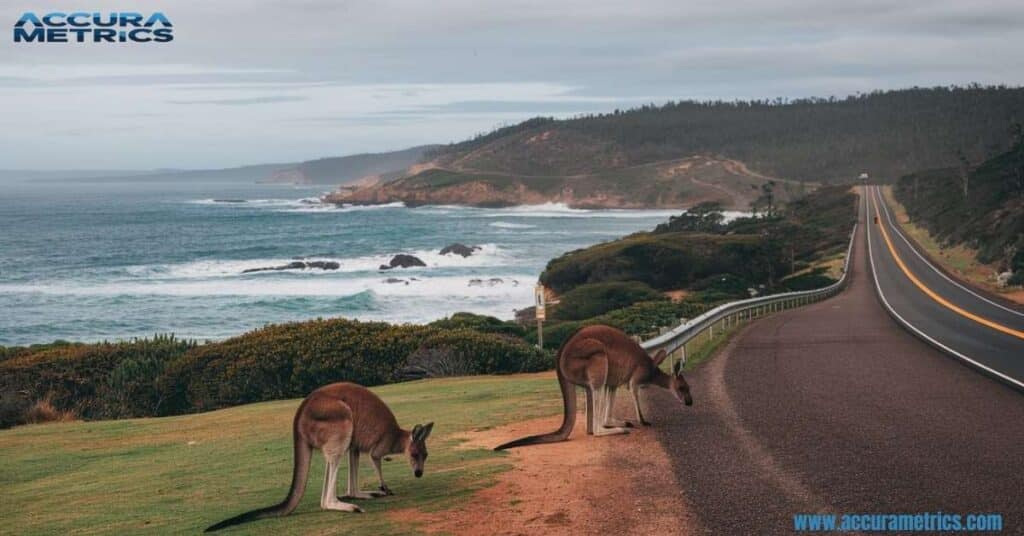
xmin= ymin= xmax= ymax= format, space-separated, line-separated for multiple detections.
xmin=524 ymin=186 xmax=857 ymax=348
xmin=431 ymin=86 xmax=1024 ymax=183
xmin=541 ymin=185 xmax=857 ymax=296
xmin=893 ymin=137 xmax=1024 ymax=285
xmin=326 ymin=155 xmax=802 ymax=209
xmin=327 ymin=86 xmax=1023 ymax=208
xmin=263 ymin=145 xmax=437 ymax=185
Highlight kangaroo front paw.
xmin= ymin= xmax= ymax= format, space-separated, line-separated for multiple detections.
xmin=379 ymin=485 xmax=394 ymax=496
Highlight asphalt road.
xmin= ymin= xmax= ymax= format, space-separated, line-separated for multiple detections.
xmin=866 ymin=185 xmax=1024 ymax=388
xmin=648 ymin=189 xmax=1024 ymax=534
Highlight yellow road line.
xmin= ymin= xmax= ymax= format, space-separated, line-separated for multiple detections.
xmin=869 ymin=187 xmax=1024 ymax=341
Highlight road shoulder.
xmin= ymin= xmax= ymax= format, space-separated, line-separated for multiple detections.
xmin=388 ymin=409 xmax=697 ymax=535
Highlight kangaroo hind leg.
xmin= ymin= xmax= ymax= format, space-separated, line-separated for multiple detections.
xmin=341 ymin=449 xmax=386 ymax=500
xmin=320 ymin=424 xmax=363 ymax=512
xmin=602 ymin=386 xmax=632 ymax=429
xmin=591 ymin=385 xmax=628 ymax=437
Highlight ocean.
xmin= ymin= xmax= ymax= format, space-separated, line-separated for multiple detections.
xmin=0 ymin=179 xmax=715 ymax=346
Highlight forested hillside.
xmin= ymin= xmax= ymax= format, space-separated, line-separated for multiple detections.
xmin=894 ymin=134 xmax=1024 ymax=285
xmin=429 ymin=86 xmax=1024 ymax=182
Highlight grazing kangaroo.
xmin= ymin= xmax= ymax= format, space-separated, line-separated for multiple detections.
xmin=205 ymin=382 xmax=434 ymax=532
xmin=495 ymin=324 xmax=692 ymax=450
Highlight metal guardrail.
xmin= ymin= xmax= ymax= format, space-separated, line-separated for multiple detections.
xmin=640 ymin=224 xmax=858 ymax=366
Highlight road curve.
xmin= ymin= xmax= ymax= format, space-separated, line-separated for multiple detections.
xmin=866 ymin=185 xmax=1024 ymax=388
xmin=648 ymin=190 xmax=1024 ymax=534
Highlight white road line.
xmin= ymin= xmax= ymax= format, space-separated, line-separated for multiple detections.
xmin=864 ymin=186 xmax=1024 ymax=390
xmin=873 ymin=186 xmax=1024 ymax=318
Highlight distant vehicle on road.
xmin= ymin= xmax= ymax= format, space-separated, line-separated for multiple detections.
xmin=859 ymin=172 xmax=870 ymax=181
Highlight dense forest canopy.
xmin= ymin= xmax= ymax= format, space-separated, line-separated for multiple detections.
xmin=429 ymin=86 xmax=1024 ymax=183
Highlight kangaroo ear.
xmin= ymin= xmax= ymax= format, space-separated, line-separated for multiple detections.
xmin=651 ymin=349 xmax=668 ymax=366
xmin=421 ymin=422 xmax=434 ymax=440
xmin=672 ymin=360 xmax=682 ymax=375
xmin=411 ymin=424 xmax=423 ymax=441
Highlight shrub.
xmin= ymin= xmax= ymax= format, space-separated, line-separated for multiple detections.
xmin=552 ymin=281 xmax=664 ymax=321
xmin=103 ymin=335 xmax=193 ymax=417
xmin=428 ymin=312 xmax=527 ymax=338
xmin=409 ymin=329 xmax=550 ymax=377
xmin=0 ymin=390 xmax=30 ymax=429
xmin=157 ymin=318 xmax=551 ymax=415
xmin=0 ymin=335 xmax=194 ymax=421
xmin=24 ymin=398 xmax=76 ymax=424
xmin=781 ymin=268 xmax=837 ymax=291
xmin=529 ymin=298 xmax=715 ymax=349
xmin=689 ymin=273 xmax=753 ymax=300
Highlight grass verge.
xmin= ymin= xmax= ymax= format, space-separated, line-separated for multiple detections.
xmin=881 ymin=186 xmax=1004 ymax=292
xmin=0 ymin=374 xmax=561 ymax=535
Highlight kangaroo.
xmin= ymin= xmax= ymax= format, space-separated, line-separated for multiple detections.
xmin=205 ymin=382 xmax=434 ymax=532
xmin=495 ymin=324 xmax=692 ymax=450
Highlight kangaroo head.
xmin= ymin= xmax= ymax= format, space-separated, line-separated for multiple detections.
xmin=407 ymin=422 xmax=434 ymax=478
xmin=671 ymin=361 xmax=693 ymax=406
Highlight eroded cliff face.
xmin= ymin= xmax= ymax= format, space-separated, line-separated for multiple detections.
xmin=322 ymin=156 xmax=792 ymax=209
xmin=325 ymin=181 xmax=640 ymax=208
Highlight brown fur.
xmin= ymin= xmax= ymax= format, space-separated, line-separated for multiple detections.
xmin=206 ymin=382 xmax=433 ymax=532
xmin=495 ymin=325 xmax=692 ymax=450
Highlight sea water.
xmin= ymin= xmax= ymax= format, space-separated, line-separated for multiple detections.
xmin=0 ymin=178 xmax=740 ymax=346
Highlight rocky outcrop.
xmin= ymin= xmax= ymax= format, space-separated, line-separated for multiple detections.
xmin=379 ymin=254 xmax=427 ymax=270
xmin=242 ymin=260 xmax=340 ymax=273
xmin=440 ymin=243 xmax=481 ymax=257
xmin=468 ymin=277 xmax=519 ymax=287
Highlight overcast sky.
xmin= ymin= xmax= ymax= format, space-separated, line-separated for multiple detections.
xmin=3 ymin=0 xmax=1024 ymax=169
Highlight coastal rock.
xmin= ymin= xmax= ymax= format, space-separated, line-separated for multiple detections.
xmin=385 ymin=278 xmax=410 ymax=285
xmin=379 ymin=254 xmax=427 ymax=270
xmin=439 ymin=243 xmax=481 ymax=257
xmin=242 ymin=260 xmax=340 ymax=274
xmin=467 ymin=277 xmax=519 ymax=287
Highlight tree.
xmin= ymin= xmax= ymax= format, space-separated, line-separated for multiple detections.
xmin=1012 ymin=123 xmax=1024 ymax=197
xmin=956 ymin=150 xmax=970 ymax=199
xmin=750 ymin=181 xmax=777 ymax=218
xmin=655 ymin=201 xmax=725 ymax=233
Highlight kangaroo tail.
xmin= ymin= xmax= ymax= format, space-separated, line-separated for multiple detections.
xmin=494 ymin=362 xmax=576 ymax=450
xmin=205 ymin=428 xmax=312 ymax=532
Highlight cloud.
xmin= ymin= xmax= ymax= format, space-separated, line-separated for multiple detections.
xmin=1 ymin=0 xmax=1023 ymax=168
xmin=167 ymin=95 xmax=308 ymax=106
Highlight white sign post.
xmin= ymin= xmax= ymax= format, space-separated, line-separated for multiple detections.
xmin=535 ymin=284 xmax=546 ymax=348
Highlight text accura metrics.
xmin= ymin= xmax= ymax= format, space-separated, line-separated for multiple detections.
xmin=13 ymin=12 xmax=173 ymax=43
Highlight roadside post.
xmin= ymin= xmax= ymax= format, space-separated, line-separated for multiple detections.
xmin=535 ymin=284 xmax=546 ymax=349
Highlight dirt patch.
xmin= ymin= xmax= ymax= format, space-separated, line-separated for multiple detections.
xmin=664 ymin=289 xmax=691 ymax=303
xmin=390 ymin=409 xmax=697 ymax=535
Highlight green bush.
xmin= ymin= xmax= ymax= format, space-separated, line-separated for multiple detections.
xmin=781 ymin=268 xmax=837 ymax=291
xmin=540 ymin=186 xmax=857 ymax=295
xmin=157 ymin=318 xmax=550 ymax=415
xmin=103 ymin=335 xmax=193 ymax=417
xmin=552 ymin=281 xmax=664 ymax=321
xmin=529 ymin=298 xmax=714 ymax=349
xmin=158 ymin=319 xmax=430 ymax=414
xmin=428 ymin=312 xmax=527 ymax=338
xmin=0 ymin=335 xmax=194 ymax=421
xmin=411 ymin=329 xmax=550 ymax=376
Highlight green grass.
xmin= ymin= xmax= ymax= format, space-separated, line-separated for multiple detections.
xmin=0 ymin=374 xmax=562 ymax=535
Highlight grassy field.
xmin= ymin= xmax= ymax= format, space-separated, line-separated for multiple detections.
xmin=0 ymin=374 xmax=562 ymax=535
